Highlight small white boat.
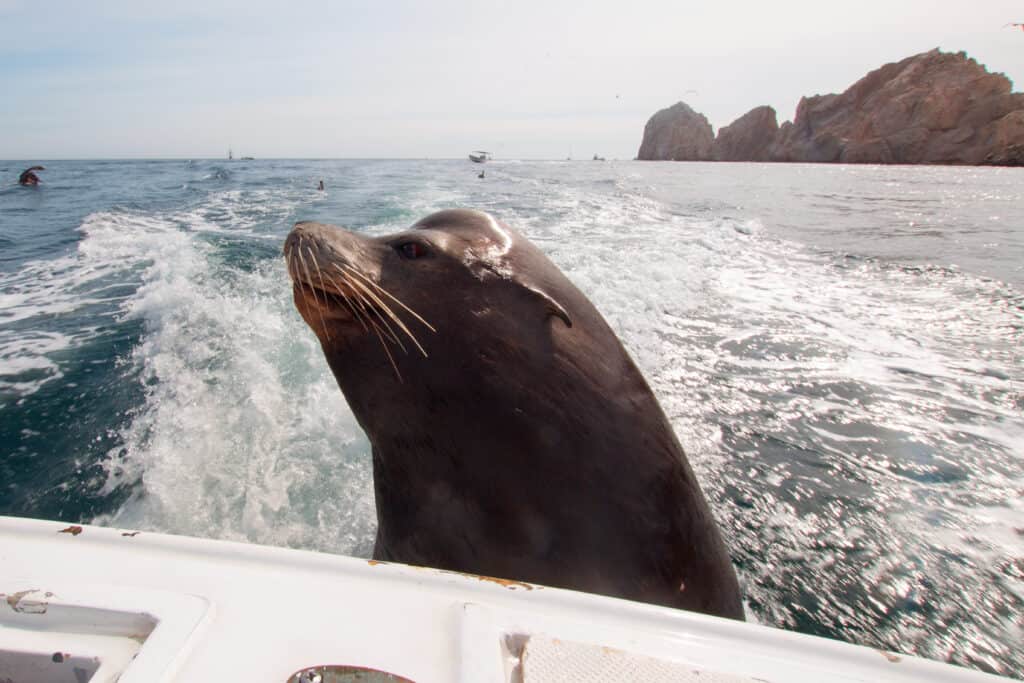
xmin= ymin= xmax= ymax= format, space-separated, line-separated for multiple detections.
xmin=469 ymin=151 xmax=491 ymax=163
xmin=0 ymin=516 xmax=1007 ymax=682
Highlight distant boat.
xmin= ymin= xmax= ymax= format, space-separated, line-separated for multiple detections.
xmin=241 ymin=156 xmax=254 ymax=161
xmin=468 ymin=151 xmax=491 ymax=163
xmin=228 ymin=148 xmax=233 ymax=161
xmin=593 ymin=154 xmax=606 ymax=161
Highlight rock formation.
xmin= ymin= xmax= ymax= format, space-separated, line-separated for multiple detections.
xmin=713 ymin=106 xmax=779 ymax=161
xmin=637 ymin=102 xmax=714 ymax=161
xmin=638 ymin=49 xmax=1024 ymax=166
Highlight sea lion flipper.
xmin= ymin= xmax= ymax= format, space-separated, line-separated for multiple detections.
xmin=542 ymin=294 xmax=573 ymax=328
xmin=522 ymin=283 xmax=573 ymax=328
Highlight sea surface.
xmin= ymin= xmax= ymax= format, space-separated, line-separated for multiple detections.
xmin=1 ymin=159 xmax=1021 ymax=677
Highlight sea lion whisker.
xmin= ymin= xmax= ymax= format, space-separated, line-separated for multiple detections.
xmin=307 ymin=246 xmax=331 ymax=296
xmin=367 ymin=308 xmax=405 ymax=353
xmin=336 ymin=270 xmax=390 ymax=340
xmin=346 ymin=282 xmax=421 ymax=358
xmin=330 ymin=262 xmax=405 ymax=341
xmin=346 ymin=279 xmax=407 ymax=352
xmin=365 ymin=309 xmax=404 ymax=383
xmin=306 ymin=245 xmax=338 ymax=342
xmin=338 ymin=272 xmax=372 ymax=317
xmin=363 ymin=301 xmax=408 ymax=353
xmin=321 ymin=272 xmax=371 ymax=333
xmin=341 ymin=273 xmax=423 ymax=357
xmin=343 ymin=266 xmax=437 ymax=333
xmin=296 ymin=241 xmax=331 ymax=340
xmin=295 ymin=241 xmax=319 ymax=305
xmin=285 ymin=245 xmax=298 ymax=281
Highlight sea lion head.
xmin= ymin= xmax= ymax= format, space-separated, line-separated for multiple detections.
xmin=284 ymin=209 xmax=579 ymax=401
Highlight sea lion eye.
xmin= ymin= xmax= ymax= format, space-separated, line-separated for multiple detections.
xmin=397 ymin=242 xmax=427 ymax=259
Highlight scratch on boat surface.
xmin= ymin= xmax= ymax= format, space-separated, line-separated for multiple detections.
xmin=371 ymin=560 xmax=539 ymax=590
xmin=4 ymin=589 xmax=52 ymax=614
xmin=436 ymin=566 xmax=539 ymax=591
xmin=473 ymin=575 xmax=537 ymax=590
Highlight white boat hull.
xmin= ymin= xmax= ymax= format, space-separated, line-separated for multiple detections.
xmin=0 ymin=516 xmax=1006 ymax=682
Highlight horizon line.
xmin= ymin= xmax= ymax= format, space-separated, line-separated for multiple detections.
xmin=0 ymin=156 xmax=628 ymax=162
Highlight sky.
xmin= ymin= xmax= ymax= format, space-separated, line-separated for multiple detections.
xmin=2 ymin=0 xmax=1023 ymax=160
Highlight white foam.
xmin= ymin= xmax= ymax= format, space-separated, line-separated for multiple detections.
xmin=0 ymin=210 xmax=188 ymax=398
xmin=176 ymin=188 xmax=308 ymax=237
xmin=0 ymin=331 xmax=68 ymax=396
xmin=89 ymin=196 xmax=376 ymax=554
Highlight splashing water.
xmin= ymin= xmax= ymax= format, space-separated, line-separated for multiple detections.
xmin=0 ymin=159 xmax=1020 ymax=677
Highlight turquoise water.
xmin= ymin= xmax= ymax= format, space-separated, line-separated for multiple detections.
xmin=1 ymin=159 xmax=1021 ymax=676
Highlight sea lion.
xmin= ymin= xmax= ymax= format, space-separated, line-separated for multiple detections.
xmin=284 ymin=209 xmax=744 ymax=619
xmin=18 ymin=166 xmax=44 ymax=186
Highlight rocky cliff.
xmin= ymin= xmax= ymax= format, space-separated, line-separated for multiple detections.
xmin=638 ymin=50 xmax=1024 ymax=166
xmin=637 ymin=102 xmax=714 ymax=161
xmin=713 ymin=106 xmax=779 ymax=161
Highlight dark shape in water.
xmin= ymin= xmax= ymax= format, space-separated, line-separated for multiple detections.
xmin=18 ymin=166 xmax=45 ymax=186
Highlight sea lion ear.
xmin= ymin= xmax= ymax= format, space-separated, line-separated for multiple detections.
xmin=523 ymin=284 xmax=573 ymax=328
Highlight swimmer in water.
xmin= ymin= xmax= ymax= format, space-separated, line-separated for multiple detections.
xmin=18 ymin=166 xmax=44 ymax=186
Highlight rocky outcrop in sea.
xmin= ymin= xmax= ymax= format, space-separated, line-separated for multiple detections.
xmin=637 ymin=49 xmax=1024 ymax=166
xmin=636 ymin=102 xmax=714 ymax=161
xmin=713 ymin=105 xmax=779 ymax=161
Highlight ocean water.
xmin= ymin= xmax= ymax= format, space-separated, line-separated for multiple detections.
xmin=0 ymin=159 xmax=1021 ymax=677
